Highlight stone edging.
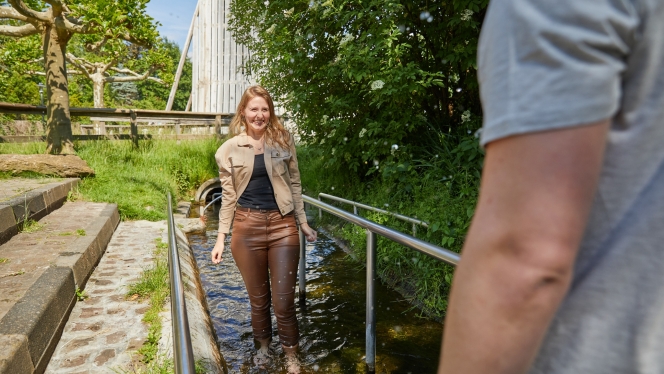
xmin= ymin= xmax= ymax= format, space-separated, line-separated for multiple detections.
xmin=0 ymin=178 xmax=79 ymax=245
xmin=0 ymin=203 xmax=120 ymax=374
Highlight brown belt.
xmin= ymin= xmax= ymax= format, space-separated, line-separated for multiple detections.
xmin=236 ymin=206 xmax=280 ymax=213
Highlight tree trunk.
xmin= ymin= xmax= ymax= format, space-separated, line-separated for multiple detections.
xmin=92 ymin=75 xmax=104 ymax=108
xmin=91 ymin=76 xmax=106 ymax=135
xmin=43 ymin=23 xmax=75 ymax=154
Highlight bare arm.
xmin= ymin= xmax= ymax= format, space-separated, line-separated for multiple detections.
xmin=438 ymin=120 xmax=610 ymax=374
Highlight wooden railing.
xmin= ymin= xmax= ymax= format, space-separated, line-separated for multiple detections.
xmin=0 ymin=102 xmax=234 ymax=142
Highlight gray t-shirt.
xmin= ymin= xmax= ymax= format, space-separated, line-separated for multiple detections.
xmin=478 ymin=0 xmax=664 ymax=372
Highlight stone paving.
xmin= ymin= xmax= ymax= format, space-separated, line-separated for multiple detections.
xmin=0 ymin=202 xmax=115 ymax=321
xmin=45 ymin=220 xmax=167 ymax=374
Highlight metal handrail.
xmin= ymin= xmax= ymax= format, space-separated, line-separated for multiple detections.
xmin=300 ymin=194 xmax=459 ymax=372
xmin=318 ymin=193 xmax=429 ymax=236
xmin=166 ymin=192 xmax=196 ymax=373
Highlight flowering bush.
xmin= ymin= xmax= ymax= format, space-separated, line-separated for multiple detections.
xmin=230 ymin=0 xmax=487 ymax=176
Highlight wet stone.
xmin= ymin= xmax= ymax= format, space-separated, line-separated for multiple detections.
xmin=72 ymin=322 xmax=103 ymax=332
xmin=127 ymin=337 xmax=144 ymax=350
xmin=106 ymin=308 xmax=124 ymax=315
xmin=92 ymin=288 xmax=113 ymax=294
xmin=94 ymin=279 xmax=113 ymax=286
xmin=135 ymin=306 xmax=150 ymax=315
xmin=106 ymin=331 xmax=126 ymax=344
xmin=79 ymin=308 xmax=103 ymax=318
xmin=64 ymin=337 xmax=94 ymax=353
xmin=93 ymin=349 xmax=115 ymax=366
xmin=62 ymin=354 xmax=89 ymax=368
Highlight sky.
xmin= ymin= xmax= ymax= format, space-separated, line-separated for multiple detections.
xmin=145 ymin=0 xmax=199 ymax=52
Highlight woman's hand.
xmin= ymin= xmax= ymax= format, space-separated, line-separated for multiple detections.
xmin=211 ymin=233 xmax=226 ymax=263
xmin=300 ymin=223 xmax=317 ymax=242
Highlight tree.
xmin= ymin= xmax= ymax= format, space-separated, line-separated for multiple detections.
xmin=65 ymin=42 xmax=167 ymax=109
xmin=0 ymin=0 xmax=159 ymax=154
xmin=230 ymin=0 xmax=487 ymax=175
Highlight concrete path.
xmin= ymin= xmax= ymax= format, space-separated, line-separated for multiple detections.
xmin=45 ymin=220 xmax=167 ymax=374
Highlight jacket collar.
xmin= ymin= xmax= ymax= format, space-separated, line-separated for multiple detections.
xmin=236 ymin=131 xmax=276 ymax=153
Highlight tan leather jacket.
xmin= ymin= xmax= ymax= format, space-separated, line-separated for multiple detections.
xmin=215 ymin=131 xmax=307 ymax=234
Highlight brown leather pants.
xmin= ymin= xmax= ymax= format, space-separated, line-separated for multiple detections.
xmin=230 ymin=209 xmax=300 ymax=348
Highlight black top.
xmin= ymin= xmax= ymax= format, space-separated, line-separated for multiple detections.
xmin=237 ymin=154 xmax=279 ymax=210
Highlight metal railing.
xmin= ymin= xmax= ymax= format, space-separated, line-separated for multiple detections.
xmin=300 ymin=195 xmax=459 ymax=372
xmin=166 ymin=192 xmax=196 ymax=373
xmin=318 ymin=193 xmax=429 ymax=236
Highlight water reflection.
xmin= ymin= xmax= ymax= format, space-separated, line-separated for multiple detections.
xmin=188 ymin=205 xmax=442 ymax=373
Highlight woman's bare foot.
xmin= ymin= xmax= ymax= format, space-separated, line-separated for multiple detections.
xmin=254 ymin=338 xmax=272 ymax=368
xmin=283 ymin=345 xmax=300 ymax=374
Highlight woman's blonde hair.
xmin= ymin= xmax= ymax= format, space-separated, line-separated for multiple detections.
xmin=229 ymin=86 xmax=291 ymax=150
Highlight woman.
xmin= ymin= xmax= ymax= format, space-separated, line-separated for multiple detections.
xmin=210 ymin=86 xmax=316 ymax=373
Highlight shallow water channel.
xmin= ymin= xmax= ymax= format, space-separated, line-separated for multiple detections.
xmin=188 ymin=205 xmax=443 ymax=373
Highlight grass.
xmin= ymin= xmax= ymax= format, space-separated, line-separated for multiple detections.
xmin=126 ymin=238 xmax=169 ymax=365
xmin=297 ymin=143 xmax=480 ymax=319
xmin=0 ymin=258 xmax=8 ymax=264
xmin=19 ymin=218 xmax=44 ymax=233
xmin=76 ymin=229 xmax=86 ymax=236
xmin=0 ymin=138 xmax=222 ymax=221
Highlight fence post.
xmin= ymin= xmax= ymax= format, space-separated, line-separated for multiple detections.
xmin=215 ymin=114 xmax=222 ymax=137
xmin=298 ymin=228 xmax=307 ymax=307
xmin=366 ymin=229 xmax=377 ymax=373
xmin=412 ymin=222 xmax=417 ymax=237
xmin=130 ymin=111 xmax=138 ymax=147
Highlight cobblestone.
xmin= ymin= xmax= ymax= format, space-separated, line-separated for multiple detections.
xmin=45 ymin=220 xmax=167 ymax=374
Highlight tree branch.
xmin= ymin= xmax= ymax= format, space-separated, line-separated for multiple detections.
xmin=65 ymin=53 xmax=92 ymax=79
xmin=7 ymin=0 xmax=49 ymax=22
xmin=0 ymin=5 xmax=29 ymax=21
xmin=60 ymin=17 xmax=94 ymax=33
xmin=85 ymin=36 xmax=109 ymax=52
xmin=43 ymin=0 xmax=63 ymax=15
xmin=106 ymin=67 xmax=164 ymax=84
xmin=0 ymin=23 xmax=38 ymax=37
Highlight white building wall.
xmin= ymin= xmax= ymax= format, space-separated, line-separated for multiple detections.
xmin=191 ymin=0 xmax=253 ymax=113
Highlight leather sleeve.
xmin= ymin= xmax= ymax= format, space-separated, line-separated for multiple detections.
xmin=287 ymin=133 xmax=308 ymax=226
xmin=215 ymin=142 xmax=237 ymax=234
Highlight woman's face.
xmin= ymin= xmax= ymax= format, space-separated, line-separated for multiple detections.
xmin=243 ymin=96 xmax=271 ymax=136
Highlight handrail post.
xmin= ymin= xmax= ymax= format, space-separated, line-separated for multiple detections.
xmin=318 ymin=196 xmax=322 ymax=220
xmin=353 ymin=203 xmax=358 ymax=215
xmin=412 ymin=222 xmax=416 ymax=237
xmin=298 ymin=228 xmax=307 ymax=307
xmin=366 ymin=229 xmax=377 ymax=373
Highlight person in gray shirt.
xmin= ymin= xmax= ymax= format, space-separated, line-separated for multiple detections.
xmin=438 ymin=1 xmax=664 ymax=373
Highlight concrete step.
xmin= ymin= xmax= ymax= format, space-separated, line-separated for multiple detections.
xmin=0 ymin=201 xmax=120 ymax=374
xmin=0 ymin=178 xmax=79 ymax=245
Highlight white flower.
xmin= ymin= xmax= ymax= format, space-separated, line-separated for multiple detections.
xmin=359 ymin=128 xmax=367 ymax=138
xmin=460 ymin=9 xmax=474 ymax=21
xmin=331 ymin=148 xmax=335 ymax=155
xmin=266 ymin=24 xmax=276 ymax=34
xmin=328 ymin=129 xmax=336 ymax=138
xmin=371 ymin=80 xmax=385 ymax=90
xmin=461 ymin=110 xmax=471 ymax=123
xmin=283 ymin=7 xmax=294 ymax=17
xmin=339 ymin=34 xmax=354 ymax=46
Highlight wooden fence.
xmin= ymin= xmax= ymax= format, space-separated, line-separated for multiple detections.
xmin=0 ymin=102 xmax=234 ymax=143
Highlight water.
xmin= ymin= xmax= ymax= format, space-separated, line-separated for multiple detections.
xmin=188 ymin=205 xmax=442 ymax=373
